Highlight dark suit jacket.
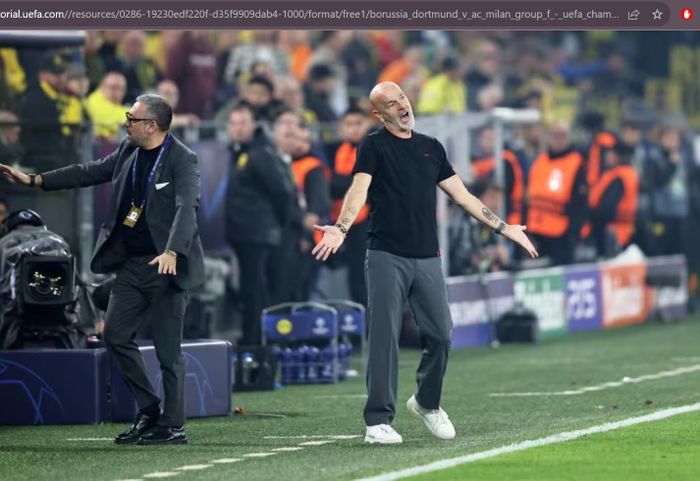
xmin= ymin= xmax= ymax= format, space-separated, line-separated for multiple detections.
xmin=40 ymin=134 xmax=205 ymax=290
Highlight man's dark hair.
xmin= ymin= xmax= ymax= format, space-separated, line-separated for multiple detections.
xmin=229 ymin=101 xmax=256 ymax=119
xmin=308 ymin=64 xmax=335 ymax=82
xmin=135 ymin=93 xmax=172 ymax=132
xmin=341 ymin=107 xmax=367 ymax=119
xmin=272 ymin=106 xmax=298 ymax=124
xmin=248 ymin=75 xmax=275 ymax=95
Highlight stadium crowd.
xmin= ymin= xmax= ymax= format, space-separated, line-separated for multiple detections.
xmin=1 ymin=30 xmax=700 ymax=343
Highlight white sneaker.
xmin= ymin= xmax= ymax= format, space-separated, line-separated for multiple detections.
xmin=364 ymin=424 xmax=403 ymax=444
xmin=406 ymin=394 xmax=456 ymax=440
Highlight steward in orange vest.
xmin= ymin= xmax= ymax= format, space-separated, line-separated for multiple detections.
xmin=586 ymin=131 xmax=616 ymax=187
xmin=526 ymin=122 xmax=587 ymax=265
xmin=584 ymin=141 xmax=639 ymax=256
xmin=472 ymin=149 xmax=524 ymax=225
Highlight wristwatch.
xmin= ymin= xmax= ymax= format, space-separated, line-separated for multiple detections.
xmin=494 ymin=222 xmax=507 ymax=235
xmin=29 ymin=174 xmax=36 ymax=187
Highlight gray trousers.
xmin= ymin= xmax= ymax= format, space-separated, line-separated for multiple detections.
xmin=103 ymin=256 xmax=188 ymax=427
xmin=363 ymin=249 xmax=453 ymax=426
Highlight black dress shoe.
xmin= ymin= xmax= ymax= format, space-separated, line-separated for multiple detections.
xmin=114 ymin=411 xmax=160 ymax=445
xmin=138 ymin=425 xmax=187 ymax=445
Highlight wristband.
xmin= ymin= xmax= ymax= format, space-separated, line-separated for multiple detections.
xmin=334 ymin=224 xmax=348 ymax=238
xmin=164 ymin=249 xmax=177 ymax=258
xmin=29 ymin=174 xmax=35 ymax=187
xmin=494 ymin=222 xmax=506 ymax=235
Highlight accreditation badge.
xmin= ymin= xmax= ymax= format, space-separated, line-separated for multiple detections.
xmin=123 ymin=205 xmax=143 ymax=228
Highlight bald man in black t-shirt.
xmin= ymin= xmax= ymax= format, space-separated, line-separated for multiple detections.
xmin=312 ymin=82 xmax=538 ymax=444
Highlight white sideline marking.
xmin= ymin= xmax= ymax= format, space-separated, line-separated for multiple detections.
xmin=272 ymin=447 xmax=304 ymax=452
xmin=242 ymin=452 xmax=278 ymax=458
xmin=264 ymin=434 xmax=359 ymax=439
xmin=490 ymin=364 xmax=700 ymax=397
xmin=175 ymin=465 xmax=212 ymax=471
xmin=143 ymin=473 xmax=180 ymax=479
xmin=114 ymin=479 xmax=142 ymax=481
xmin=299 ymin=440 xmax=335 ymax=446
xmin=354 ymin=402 xmax=700 ymax=481
xmin=67 ymin=437 xmax=113 ymax=441
xmin=209 ymin=458 xmax=242 ymax=464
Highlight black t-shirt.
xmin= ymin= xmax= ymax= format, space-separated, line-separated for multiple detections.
xmin=353 ymin=127 xmax=455 ymax=258
xmin=116 ymin=145 xmax=160 ymax=256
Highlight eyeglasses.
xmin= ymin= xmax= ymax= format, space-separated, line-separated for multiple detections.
xmin=125 ymin=112 xmax=155 ymax=125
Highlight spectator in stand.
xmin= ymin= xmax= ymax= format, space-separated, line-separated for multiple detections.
xmin=277 ymin=31 xmax=312 ymax=83
xmin=241 ymin=75 xmax=284 ymax=123
xmin=526 ymin=120 xmax=587 ymax=265
xmin=623 ymin=118 xmax=675 ymax=254
xmin=275 ymin=75 xmax=319 ymax=127
xmin=465 ymin=39 xmax=503 ymax=111
xmin=156 ymin=80 xmax=200 ymax=128
xmin=304 ymin=64 xmax=338 ymax=124
xmin=119 ymin=31 xmax=162 ymax=104
xmin=417 ymin=56 xmax=466 ymax=115
xmin=449 ymin=180 xmax=509 ymax=276
xmin=224 ymin=30 xmax=288 ymax=86
xmin=84 ymin=72 xmax=129 ymax=142
xmin=85 ymin=32 xmax=126 ymax=91
xmin=309 ymin=31 xmax=352 ymax=116
xmin=377 ymin=45 xmax=425 ymax=86
xmin=0 ymin=110 xmax=23 ymax=166
xmin=646 ymin=124 xmax=691 ymax=256
xmin=166 ymin=31 xmax=218 ymax=119
xmin=18 ymin=52 xmax=81 ymax=171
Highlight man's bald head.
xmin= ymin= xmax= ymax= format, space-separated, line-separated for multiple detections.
xmin=369 ymin=82 xmax=402 ymax=108
xmin=369 ymin=82 xmax=414 ymax=137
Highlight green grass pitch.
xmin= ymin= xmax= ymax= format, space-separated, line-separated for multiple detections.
xmin=1 ymin=317 xmax=699 ymax=481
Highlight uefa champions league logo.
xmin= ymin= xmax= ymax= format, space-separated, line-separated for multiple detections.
xmin=312 ymin=316 xmax=330 ymax=336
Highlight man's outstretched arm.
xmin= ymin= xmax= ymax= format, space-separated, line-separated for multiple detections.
xmin=311 ymin=172 xmax=372 ymax=261
xmin=438 ymin=174 xmax=538 ymax=258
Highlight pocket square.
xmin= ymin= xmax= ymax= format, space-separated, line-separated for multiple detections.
xmin=155 ymin=182 xmax=170 ymax=190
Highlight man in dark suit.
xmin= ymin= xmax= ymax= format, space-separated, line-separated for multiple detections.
xmin=0 ymin=94 xmax=205 ymax=445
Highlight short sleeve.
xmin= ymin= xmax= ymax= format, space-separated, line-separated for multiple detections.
xmin=435 ymin=139 xmax=455 ymax=182
xmin=353 ymin=135 xmax=379 ymax=176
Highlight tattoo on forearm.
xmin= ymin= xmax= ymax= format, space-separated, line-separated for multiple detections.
xmin=482 ymin=207 xmax=502 ymax=226
xmin=339 ymin=217 xmax=353 ymax=227
xmin=347 ymin=206 xmax=358 ymax=215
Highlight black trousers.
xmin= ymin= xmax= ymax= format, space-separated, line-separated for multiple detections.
xmin=103 ymin=256 xmax=188 ymax=427
xmin=233 ymin=242 xmax=273 ymax=345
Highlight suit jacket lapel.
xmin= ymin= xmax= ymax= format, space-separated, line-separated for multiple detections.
xmin=146 ymin=135 xmax=175 ymax=212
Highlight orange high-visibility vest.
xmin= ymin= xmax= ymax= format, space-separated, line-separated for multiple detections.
xmin=527 ymin=150 xmax=583 ymax=237
xmin=471 ymin=150 xmax=524 ymax=225
xmin=291 ymin=155 xmax=328 ymax=192
xmin=583 ymin=165 xmax=639 ymax=246
xmin=330 ymin=141 xmax=369 ymax=224
xmin=292 ymin=155 xmax=332 ymax=244
xmin=586 ymin=131 xmax=616 ymax=187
